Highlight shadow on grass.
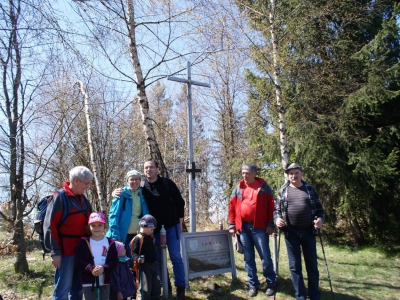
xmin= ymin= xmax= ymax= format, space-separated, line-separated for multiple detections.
xmin=275 ymin=276 xmax=363 ymax=300
xmin=333 ymin=278 xmax=400 ymax=292
xmin=321 ymin=291 xmax=361 ymax=300
xmin=0 ymin=267 xmax=52 ymax=299
xmin=335 ymin=261 xmax=400 ymax=270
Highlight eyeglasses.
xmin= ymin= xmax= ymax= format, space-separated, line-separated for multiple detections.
xmin=80 ymin=180 xmax=91 ymax=186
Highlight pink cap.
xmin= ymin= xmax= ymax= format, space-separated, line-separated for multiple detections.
xmin=88 ymin=212 xmax=106 ymax=224
xmin=115 ymin=241 xmax=125 ymax=257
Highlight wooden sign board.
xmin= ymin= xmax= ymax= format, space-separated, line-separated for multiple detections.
xmin=180 ymin=230 xmax=237 ymax=289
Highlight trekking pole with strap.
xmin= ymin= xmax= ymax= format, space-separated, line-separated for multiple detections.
xmin=95 ymin=276 xmax=101 ymax=300
xmin=316 ymin=222 xmax=334 ymax=300
xmin=140 ymin=255 xmax=145 ymax=300
xmin=274 ymin=228 xmax=281 ymax=300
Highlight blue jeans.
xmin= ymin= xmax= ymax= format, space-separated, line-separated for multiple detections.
xmin=53 ymin=255 xmax=83 ymax=300
xmin=284 ymin=227 xmax=320 ymax=300
xmin=240 ymin=222 xmax=276 ymax=289
xmin=153 ymin=223 xmax=185 ymax=287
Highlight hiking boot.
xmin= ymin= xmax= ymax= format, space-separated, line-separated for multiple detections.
xmin=265 ymin=287 xmax=276 ymax=296
xmin=176 ymin=285 xmax=186 ymax=300
xmin=248 ymin=286 xmax=258 ymax=297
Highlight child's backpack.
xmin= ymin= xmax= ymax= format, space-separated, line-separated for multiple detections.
xmin=33 ymin=190 xmax=69 ymax=259
xmin=130 ymin=233 xmax=144 ymax=287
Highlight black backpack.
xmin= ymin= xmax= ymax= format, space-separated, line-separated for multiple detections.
xmin=33 ymin=190 xmax=72 ymax=259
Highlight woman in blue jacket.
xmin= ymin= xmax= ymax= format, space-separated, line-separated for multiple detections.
xmin=106 ymin=170 xmax=149 ymax=262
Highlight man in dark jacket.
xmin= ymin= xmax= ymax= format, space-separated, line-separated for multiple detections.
xmin=229 ymin=164 xmax=276 ymax=297
xmin=43 ymin=166 xmax=93 ymax=300
xmin=274 ymin=163 xmax=324 ymax=300
xmin=113 ymin=158 xmax=186 ymax=299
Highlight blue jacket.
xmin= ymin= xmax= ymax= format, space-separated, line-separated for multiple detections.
xmin=106 ymin=186 xmax=149 ymax=242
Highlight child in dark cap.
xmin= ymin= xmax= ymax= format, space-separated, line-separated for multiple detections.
xmin=110 ymin=241 xmax=136 ymax=300
xmin=131 ymin=214 xmax=161 ymax=300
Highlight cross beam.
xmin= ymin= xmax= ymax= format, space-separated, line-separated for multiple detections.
xmin=168 ymin=61 xmax=210 ymax=232
xmin=186 ymin=162 xmax=202 ymax=180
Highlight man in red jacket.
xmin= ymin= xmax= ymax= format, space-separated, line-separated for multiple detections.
xmin=43 ymin=166 xmax=93 ymax=300
xmin=229 ymin=164 xmax=276 ymax=297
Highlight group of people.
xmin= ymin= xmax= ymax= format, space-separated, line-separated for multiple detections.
xmin=43 ymin=158 xmax=186 ymax=300
xmin=229 ymin=163 xmax=324 ymax=300
xmin=42 ymin=160 xmax=324 ymax=300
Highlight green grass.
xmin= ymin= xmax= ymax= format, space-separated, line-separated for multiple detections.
xmin=0 ymin=236 xmax=399 ymax=299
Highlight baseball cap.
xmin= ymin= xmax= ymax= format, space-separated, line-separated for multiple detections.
xmin=284 ymin=163 xmax=304 ymax=174
xmin=88 ymin=212 xmax=106 ymax=224
xmin=139 ymin=214 xmax=157 ymax=228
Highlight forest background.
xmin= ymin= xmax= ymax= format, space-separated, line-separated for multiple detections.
xmin=0 ymin=0 xmax=399 ymax=274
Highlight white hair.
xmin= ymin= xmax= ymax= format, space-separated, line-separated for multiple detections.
xmin=69 ymin=166 xmax=94 ymax=182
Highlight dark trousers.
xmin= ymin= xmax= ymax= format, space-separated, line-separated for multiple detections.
xmin=284 ymin=227 xmax=321 ymax=300
xmin=138 ymin=262 xmax=161 ymax=300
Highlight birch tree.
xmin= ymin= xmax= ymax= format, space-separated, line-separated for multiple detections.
xmin=76 ymin=80 xmax=106 ymax=212
xmin=64 ymin=0 xmax=210 ymax=177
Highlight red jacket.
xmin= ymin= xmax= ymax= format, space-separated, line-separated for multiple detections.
xmin=229 ymin=177 xmax=274 ymax=232
xmin=43 ymin=182 xmax=92 ymax=256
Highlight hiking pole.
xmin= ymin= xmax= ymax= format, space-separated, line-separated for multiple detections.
xmin=95 ymin=276 xmax=101 ymax=300
xmin=140 ymin=255 xmax=145 ymax=300
xmin=274 ymin=229 xmax=281 ymax=300
xmin=316 ymin=228 xmax=334 ymax=300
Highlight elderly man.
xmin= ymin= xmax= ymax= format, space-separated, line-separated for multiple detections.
xmin=43 ymin=166 xmax=93 ymax=300
xmin=229 ymin=163 xmax=276 ymax=297
xmin=274 ymin=163 xmax=324 ymax=300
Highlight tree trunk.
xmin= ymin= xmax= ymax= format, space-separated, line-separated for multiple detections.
xmin=269 ymin=0 xmax=287 ymax=276
xmin=348 ymin=213 xmax=365 ymax=246
xmin=125 ymin=0 xmax=168 ymax=177
xmin=13 ymin=218 xmax=29 ymax=273
xmin=5 ymin=0 xmax=29 ymax=273
xmin=77 ymin=80 xmax=106 ymax=212
xmin=270 ymin=0 xmax=288 ymax=169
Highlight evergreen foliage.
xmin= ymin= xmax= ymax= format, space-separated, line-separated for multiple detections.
xmin=239 ymin=0 xmax=400 ymax=247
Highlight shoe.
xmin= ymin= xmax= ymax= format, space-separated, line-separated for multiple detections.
xmin=248 ymin=286 xmax=258 ymax=297
xmin=265 ymin=287 xmax=276 ymax=296
xmin=176 ymin=285 xmax=186 ymax=300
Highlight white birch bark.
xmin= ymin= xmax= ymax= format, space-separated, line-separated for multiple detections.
xmin=270 ymin=0 xmax=288 ymax=170
xmin=269 ymin=0 xmax=288 ymax=276
xmin=125 ymin=0 xmax=169 ymax=177
xmin=76 ymin=80 xmax=106 ymax=212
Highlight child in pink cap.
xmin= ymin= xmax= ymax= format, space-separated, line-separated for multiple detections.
xmin=75 ymin=212 xmax=119 ymax=300
xmin=110 ymin=241 xmax=137 ymax=300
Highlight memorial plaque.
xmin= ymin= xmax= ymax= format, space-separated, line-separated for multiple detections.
xmin=181 ymin=230 xmax=237 ymax=288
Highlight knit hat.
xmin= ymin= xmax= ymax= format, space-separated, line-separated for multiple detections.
xmin=115 ymin=241 xmax=125 ymax=257
xmin=139 ymin=214 xmax=157 ymax=228
xmin=284 ymin=163 xmax=304 ymax=174
xmin=126 ymin=169 xmax=142 ymax=180
xmin=88 ymin=212 xmax=106 ymax=224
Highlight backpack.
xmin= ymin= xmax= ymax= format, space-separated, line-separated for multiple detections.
xmin=33 ymin=189 xmax=88 ymax=259
xmin=130 ymin=233 xmax=144 ymax=287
